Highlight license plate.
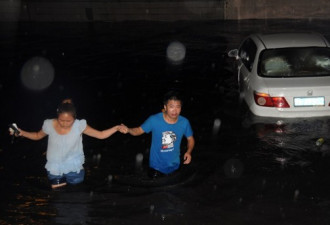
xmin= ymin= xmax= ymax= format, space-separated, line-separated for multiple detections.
xmin=294 ymin=97 xmax=325 ymax=107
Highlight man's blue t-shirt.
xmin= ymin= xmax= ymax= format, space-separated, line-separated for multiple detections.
xmin=141 ymin=112 xmax=193 ymax=174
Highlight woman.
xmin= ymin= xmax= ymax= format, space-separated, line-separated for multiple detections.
xmin=10 ymin=99 xmax=125 ymax=189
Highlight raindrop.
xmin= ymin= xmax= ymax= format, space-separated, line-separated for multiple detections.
xmin=212 ymin=118 xmax=221 ymax=135
xmin=135 ymin=153 xmax=144 ymax=172
xmin=239 ymin=197 xmax=243 ymax=203
xmin=97 ymin=153 xmax=101 ymax=163
xmin=231 ymin=165 xmax=236 ymax=173
xmin=294 ymin=189 xmax=300 ymax=201
xmin=166 ymin=41 xmax=186 ymax=65
xmin=90 ymin=191 xmax=94 ymax=197
xmin=150 ymin=205 xmax=155 ymax=214
xmin=161 ymin=214 xmax=166 ymax=221
xmin=108 ymin=174 xmax=113 ymax=184
xmin=20 ymin=56 xmax=54 ymax=91
xmin=136 ymin=153 xmax=143 ymax=163
xmin=93 ymin=153 xmax=102 ymax=165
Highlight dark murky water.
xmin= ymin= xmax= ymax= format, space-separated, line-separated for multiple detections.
xmin=1 ymin=20 xmax=330 ymax=224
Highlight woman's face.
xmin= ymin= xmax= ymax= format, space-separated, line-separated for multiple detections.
xmin=57 ymin=112 xmax=75 ymax=128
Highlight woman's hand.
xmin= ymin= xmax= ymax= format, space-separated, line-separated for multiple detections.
xmin=118 ymin=124 xmax=128 ymax=134
xmin=8 ymin=124 xmax=21 ymax=137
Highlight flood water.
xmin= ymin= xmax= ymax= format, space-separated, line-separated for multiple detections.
xmin=1 ymin=19 xmax=330 ymax=224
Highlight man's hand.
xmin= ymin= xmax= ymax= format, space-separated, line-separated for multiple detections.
xmin=183 ymin=152 xmax=192 ymax=164
xmin=118 ymin=124 xmax=128 ymax=134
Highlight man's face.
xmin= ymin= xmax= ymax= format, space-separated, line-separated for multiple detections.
xmin=164 ymin=100 xmax=181 ymax=120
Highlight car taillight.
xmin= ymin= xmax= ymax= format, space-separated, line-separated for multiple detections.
xmin=254 ymin=92 xmax=290 ymax=108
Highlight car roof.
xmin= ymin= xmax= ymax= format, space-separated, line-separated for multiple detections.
xmin=254 ymin=32 xmax=329 ymax=49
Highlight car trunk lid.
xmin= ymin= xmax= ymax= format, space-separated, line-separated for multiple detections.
xmin=261 ymin=76 xmax=330 ymax=108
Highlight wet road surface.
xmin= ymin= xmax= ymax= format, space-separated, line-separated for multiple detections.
xmin=1 ymin=20 xmax=330 ymax=224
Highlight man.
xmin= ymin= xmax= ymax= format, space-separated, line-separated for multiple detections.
xmin=122 ymin=91 xmax=195 ymax=178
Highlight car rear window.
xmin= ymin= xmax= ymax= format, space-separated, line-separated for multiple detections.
xmin=259 ymin=47 xmax=330 ymax=77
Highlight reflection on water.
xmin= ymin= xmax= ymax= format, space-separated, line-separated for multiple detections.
xmin=0 ymin=178 xmax=56 ymax=225
xmin=252 ymin=117 xmax=330 ymax=170
xmin=2 ymin=20 xmax=330 ymax=224
xmin=52 ymin=192 xmax=89 ymax=224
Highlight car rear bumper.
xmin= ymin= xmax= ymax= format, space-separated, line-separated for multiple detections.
xmin=249 ymin=104 xmax=330 ymax=118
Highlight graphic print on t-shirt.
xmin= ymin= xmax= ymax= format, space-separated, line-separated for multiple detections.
xmin=161 ymin=131 xmax=177 ymax=151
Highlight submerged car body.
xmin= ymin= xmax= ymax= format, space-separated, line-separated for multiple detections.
xmin=228 ymin=32 xmax=330 ymax=118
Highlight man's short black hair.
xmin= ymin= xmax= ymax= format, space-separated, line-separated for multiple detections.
xmin=163 ymin=90 xmax=182 ymax=105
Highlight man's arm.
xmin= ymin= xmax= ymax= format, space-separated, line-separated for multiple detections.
xmin=183 ymin=136 xmax=195 ymax=164
xmin=127 ymin=127 xmax=145 ymax=136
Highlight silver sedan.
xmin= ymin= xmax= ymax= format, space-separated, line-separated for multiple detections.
xmin=228 ymin=32 xmax=330 ymax=118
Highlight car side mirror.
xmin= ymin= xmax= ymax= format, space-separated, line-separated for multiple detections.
xmin=228 ymin=49 xmax=239 ymax=60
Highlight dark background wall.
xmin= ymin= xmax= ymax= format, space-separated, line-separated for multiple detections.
xmin=225 ymin=0 xmax=330 ymax=20
xmin=0 ymin=0 xmax=224 ymax=22
xmin=1 ymin=0 xmax=330 ymax=22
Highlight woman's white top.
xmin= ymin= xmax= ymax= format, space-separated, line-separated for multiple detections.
xmin=42 ymin=119 xmax=87 ymax=175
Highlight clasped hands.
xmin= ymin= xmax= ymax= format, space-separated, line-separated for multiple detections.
xmin=118 ymin=124 xmax=129 ymax=134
